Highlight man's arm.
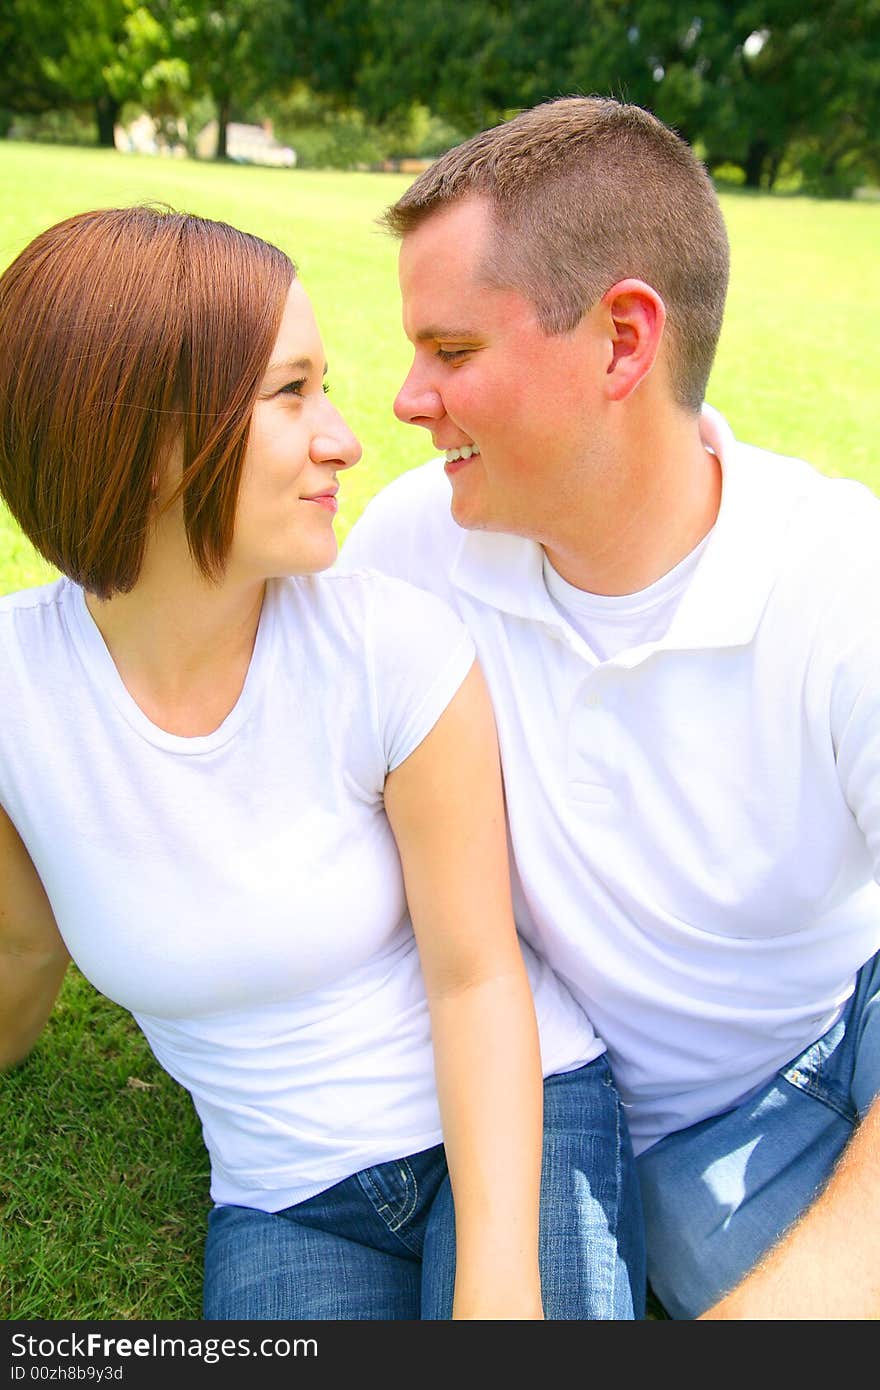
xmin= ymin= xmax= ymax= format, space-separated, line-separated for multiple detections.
xmin=701 ymin=1097 xmax=880 ymax=1318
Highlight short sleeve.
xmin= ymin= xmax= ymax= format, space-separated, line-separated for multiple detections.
xmin=364 ymin=573 xmax=476 ymax=773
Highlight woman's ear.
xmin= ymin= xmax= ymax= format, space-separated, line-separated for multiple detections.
xmin=600 ymin=278 xmax=666 ymax=402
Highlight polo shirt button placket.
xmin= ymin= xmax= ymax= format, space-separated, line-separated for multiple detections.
xmin=567 ymin=674 xmax=615 ymax=807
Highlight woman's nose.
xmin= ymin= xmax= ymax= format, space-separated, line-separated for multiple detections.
xmin=311 ymin=400 xmax=362 ymax=469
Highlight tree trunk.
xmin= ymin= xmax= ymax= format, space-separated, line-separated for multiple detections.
xmin=766 ymin=152 xmax=782 ymax=190
xmin=95 ymin=92 xmax=120 ymax=148
xmin=743 ymin=139 xmax=769 ymax=189
xmin=216 ymin=96 xmax=230 ymax=160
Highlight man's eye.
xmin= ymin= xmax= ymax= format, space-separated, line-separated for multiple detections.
xmin=436 ymin=347 xmax=470 ymax=363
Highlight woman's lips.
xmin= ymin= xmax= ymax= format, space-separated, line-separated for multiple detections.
xmin=303 ymin=491 xmax=339 ymax=514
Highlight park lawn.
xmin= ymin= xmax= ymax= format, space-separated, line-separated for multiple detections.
xmin=711 ymin=187 xmax=879 ymax=490
xmin=0 ymin=143 xmax=877 ymax=1320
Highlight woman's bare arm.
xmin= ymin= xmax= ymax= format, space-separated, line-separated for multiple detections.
xmin=384 ymin=661 xmax=545 ymax=1319
xmin=0 ymin=804 xmax=69 ymax=1070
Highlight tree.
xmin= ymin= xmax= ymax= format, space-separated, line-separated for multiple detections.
xmin=160 ymin=0 xmax=298 ymax=158
xmin=3 ymin=0 xmax=877 ymax=190
xmin=617 ymin=1 xmax=880 ymax=192
xmin=0 ymin=0 xmax=60 ymax=118
xmin=4 ymin=0 xmax=148 ymax=145
xmin=1 ymin=0 xmax=299 ymax=153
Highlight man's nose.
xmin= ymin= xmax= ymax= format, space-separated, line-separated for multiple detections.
xmin=393 ymin=362 xmax=444 ymax=429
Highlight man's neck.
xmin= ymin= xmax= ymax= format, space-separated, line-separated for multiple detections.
xmin=543 ymin=408 xmax=722 ymax=597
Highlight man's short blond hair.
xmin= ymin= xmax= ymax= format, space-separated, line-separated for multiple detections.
xmin=383 ymin=96 xmax=730 ymax=413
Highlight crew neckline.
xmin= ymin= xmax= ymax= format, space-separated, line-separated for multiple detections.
xmin=543 ymin=528 xmax=712 ymax=619
xmin=67 ymin=579 xmax=279 ymax=755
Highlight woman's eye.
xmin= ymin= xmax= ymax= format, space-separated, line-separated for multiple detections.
xmin=276 ymin=379 xmax=331 ymax=397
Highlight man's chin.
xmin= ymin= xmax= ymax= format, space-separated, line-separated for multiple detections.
xmin=446 ymin=471 xmax=489 ymax=531
xmin=449 ymin=491 xmax=487 ymax=532
xmin=448 ymin=504 xmax=499 ymax=535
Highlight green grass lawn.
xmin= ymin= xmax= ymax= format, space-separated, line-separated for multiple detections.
xmin=0 ymin=142 xmax=877 ymax=1320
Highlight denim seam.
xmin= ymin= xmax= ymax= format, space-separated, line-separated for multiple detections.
xmin=395 ymin=1159 xmax=419 ymax=1228
xmin=356 ymin=1165 xmax=393 ymax=1222
xmin=607 ymin=1073 xmax=622 ymax=1320
xmin=779 ymin=1065 xmax=857 ymax=1125
xmin=356 ymin=1160 xmax=422 ymax=1252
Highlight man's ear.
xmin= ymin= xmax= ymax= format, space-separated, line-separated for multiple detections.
xmin=599 ymin=279 xmax=666 ymax=402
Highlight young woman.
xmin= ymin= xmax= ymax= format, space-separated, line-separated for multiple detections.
xmin=0 ymin=207 xmax=643 ymax=1320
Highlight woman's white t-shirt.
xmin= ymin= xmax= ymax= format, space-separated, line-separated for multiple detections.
xmin=0 ymin=572 xmax=596 ymax=1209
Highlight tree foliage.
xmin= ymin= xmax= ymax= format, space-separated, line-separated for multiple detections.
xmin=2 ymin=0 xmax=878 ymax=190
xmin=291 ymin=0 xmax=879 ymax=191
xmin=1 ymin=0 xmax=143 ymax=142
xmin=162 ymin=0 xmax=297 ymax=156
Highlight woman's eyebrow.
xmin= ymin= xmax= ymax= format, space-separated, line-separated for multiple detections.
xmin=265 ymin=357 xmax=329 ymax=375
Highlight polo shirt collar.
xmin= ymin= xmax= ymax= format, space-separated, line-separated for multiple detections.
xmin=450 ymin=405 xmax=806 ymax=657
xmin=450 ymin=523 xmax=560 ymax=629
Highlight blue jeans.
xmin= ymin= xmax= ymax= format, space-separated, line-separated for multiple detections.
xmin=637 ymin=949 xmax=880 ymax=1319
xmin=203 ymin=1055 xmax=645 ymax=1319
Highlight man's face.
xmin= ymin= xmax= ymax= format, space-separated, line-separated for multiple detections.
xmin=394 ymin=196 xmax=607 ymax=541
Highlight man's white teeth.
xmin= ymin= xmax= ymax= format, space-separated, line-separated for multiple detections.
xmin=444 ymin=445 xmax=480 ymax=462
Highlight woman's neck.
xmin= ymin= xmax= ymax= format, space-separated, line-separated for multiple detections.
xmin=84 ymin=546 xmax=267 ymax=738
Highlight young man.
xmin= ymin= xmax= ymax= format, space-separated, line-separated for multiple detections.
xmin=339 ymin=96 xmax=880 ymax=1319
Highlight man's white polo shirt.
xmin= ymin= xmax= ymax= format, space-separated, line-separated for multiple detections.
xmin=339 ymin=409 xmax=880 ymax=1153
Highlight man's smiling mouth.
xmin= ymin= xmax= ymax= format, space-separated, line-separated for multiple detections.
xmin=444 ymin=444 xmax=481 ymax=463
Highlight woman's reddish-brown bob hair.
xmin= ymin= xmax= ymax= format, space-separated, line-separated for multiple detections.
xmin=0 ymin=205 xmax=295 ymax=597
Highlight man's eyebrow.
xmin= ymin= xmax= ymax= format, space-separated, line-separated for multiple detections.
xmin=414 ymin=326 xmax=479 ymax=343
xmin=264 ymin=357 xmax=329 ymax=375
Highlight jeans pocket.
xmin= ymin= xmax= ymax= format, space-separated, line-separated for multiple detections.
xmin=355 ymin=1145 xmax=448 ymax=1257
xmin=356 ymin=1156 xmax=419 ymax=1233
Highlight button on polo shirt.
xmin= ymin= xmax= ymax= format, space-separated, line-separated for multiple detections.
xmin=340 ymin=407 xmax=880 ymax=1153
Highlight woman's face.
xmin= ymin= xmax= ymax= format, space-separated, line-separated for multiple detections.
xmin=228 ymin=279 xmax=362 ymax=582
